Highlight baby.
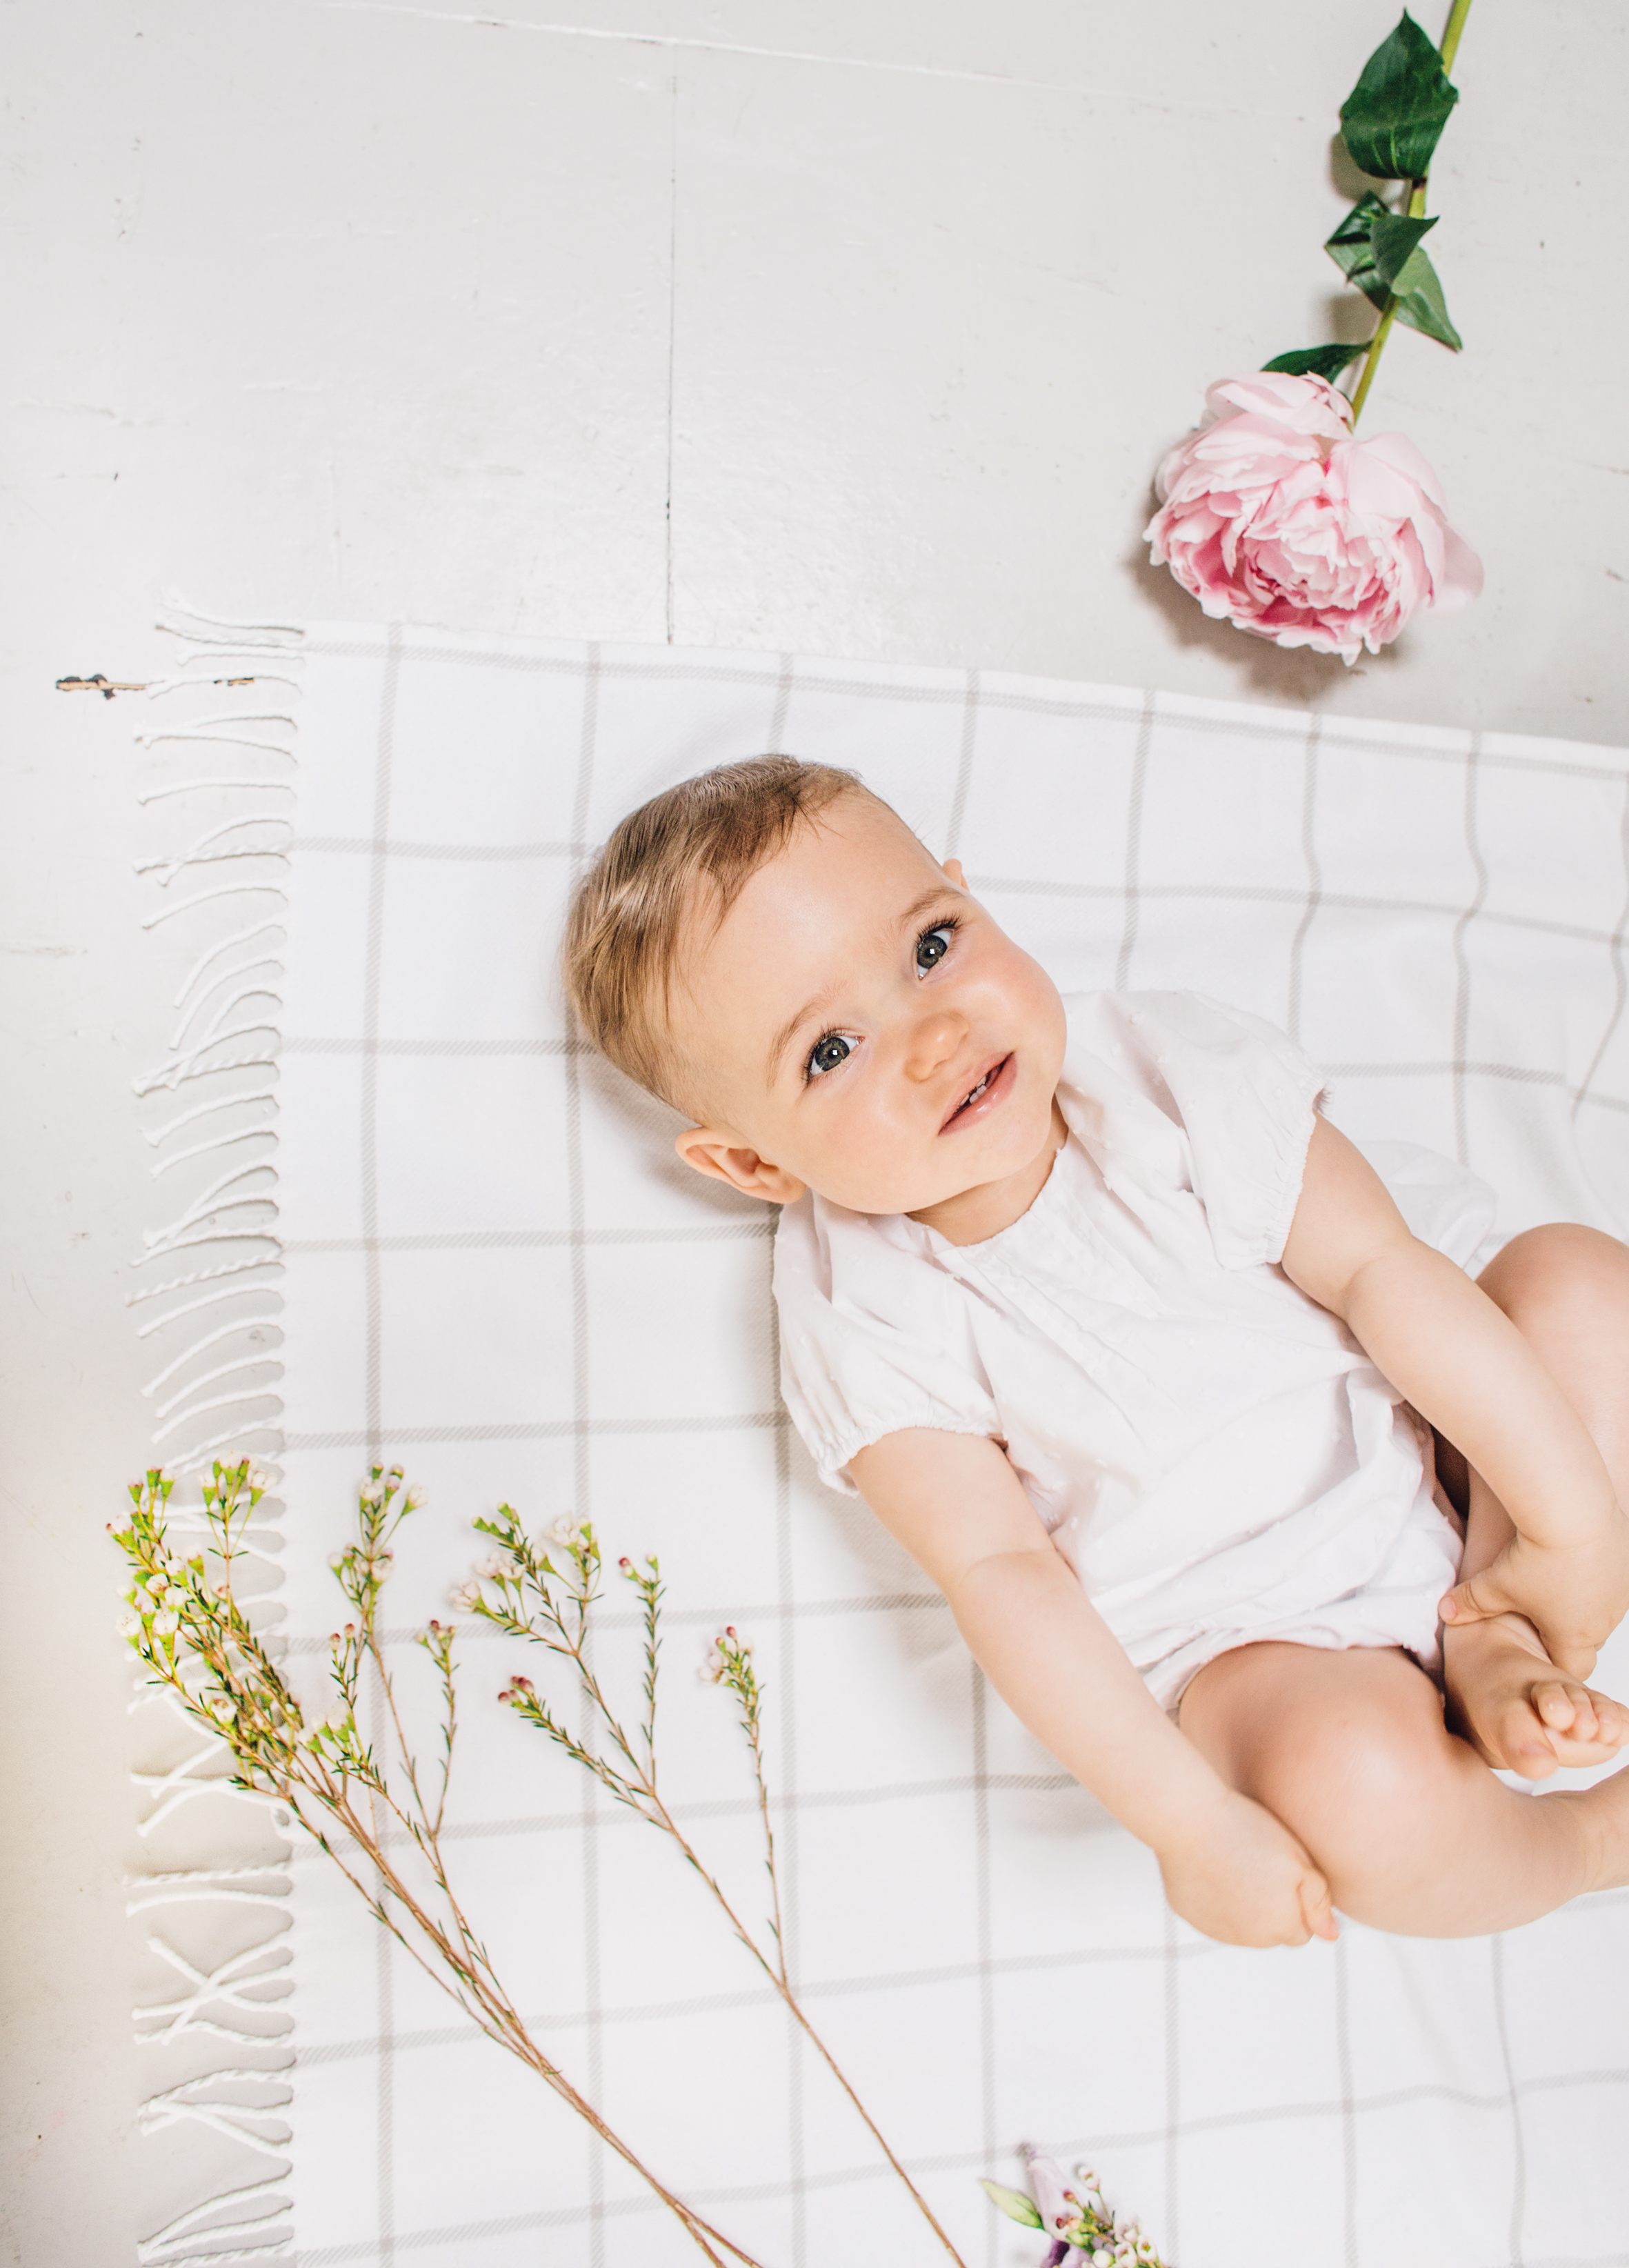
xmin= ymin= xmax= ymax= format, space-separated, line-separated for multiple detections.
xmin=565 ymin=755 xmax=1629 ymax=1947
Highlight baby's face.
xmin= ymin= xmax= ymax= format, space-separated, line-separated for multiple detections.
xmin=671 ymin=793 xmax=1066 ymax=1220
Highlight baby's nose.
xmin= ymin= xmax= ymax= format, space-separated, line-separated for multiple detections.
xmin=903 ymin=1008 xmax=968 ymax=1080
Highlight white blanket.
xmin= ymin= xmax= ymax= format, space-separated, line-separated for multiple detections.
xmin=149 ymin=626 xmax=1629 ymax=2268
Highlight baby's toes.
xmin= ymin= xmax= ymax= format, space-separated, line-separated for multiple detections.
xmin=1572 ymin=1687 xmax=1629 ymax=1753
xmin=1536 ymin=1684 xmax=1629 ymax=1768
xmin=1534 ymin=1680 xmax=1586 ymax=1737
xmin=1494 ymin=1690 xmax=1563 ymax=1778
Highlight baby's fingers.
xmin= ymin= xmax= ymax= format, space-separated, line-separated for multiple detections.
xmin=1299 ymin=1868 xmax=1339 ymax=1944
xmin=1439 ymin=1569 xmax=1519 ymax=1629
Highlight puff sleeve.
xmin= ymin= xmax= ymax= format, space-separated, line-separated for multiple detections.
xmin=1081 ymin=991 xmax=1325 ymax=1271
xmin=772 ymin=1192 xmax=1002 ymax=1495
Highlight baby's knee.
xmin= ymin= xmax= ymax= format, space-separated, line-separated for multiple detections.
xmin=1253 ymin=1667 xmax=1459 ymax=1874
xmin=1479 ymin=1222 xmax=1629 ymax=1326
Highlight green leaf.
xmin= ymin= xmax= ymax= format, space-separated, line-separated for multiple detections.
xmin=1326 ymin=190 xmax=1392 ymax=297
xmin=1325 ymin=194 xmax=1462 ymax=352
xmin=980 ymin=2180 xmax=1045 ymax=2230
xmin=1368 ymin=210 xmax=1437 ymax=288
xmin=1261 ymin=342 xmax=1370 ymax=382
xmin=1380 ymin=239 xmax=1462 ymax=350
xmin=1339 ymin=11 xmax=1459 ymax=181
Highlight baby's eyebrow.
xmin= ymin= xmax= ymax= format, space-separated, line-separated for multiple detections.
xmin=763 ymin=886 xmax=961 ymax=1082
xmin=766 ymin=986 xmax=837 ymax=1083
xmin=893 ymin=885 xmax=956 ymax=933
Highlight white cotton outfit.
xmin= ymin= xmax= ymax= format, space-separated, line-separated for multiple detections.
xmin=774 ymin=990 xmax=1499 ymax=1712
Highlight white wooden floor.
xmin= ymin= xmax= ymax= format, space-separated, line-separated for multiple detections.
xmin=5 ymin=3 xmax=1628 ymax=2258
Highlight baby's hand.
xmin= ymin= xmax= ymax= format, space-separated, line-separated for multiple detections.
xmin=1157 ymin=1789 xmax=1337 ymax=1949
xmin=1443 ymin=1609 xmax=1629 ymax=1779
xmin=1439 ymin=1514 xmax=1629 ymax=1682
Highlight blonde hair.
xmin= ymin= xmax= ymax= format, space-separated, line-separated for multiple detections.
xmin=563 ymin=755 xmax=863 ymax=1113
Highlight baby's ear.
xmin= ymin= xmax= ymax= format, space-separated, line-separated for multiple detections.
xmin=674 ymin=1126 xmax=806 ymax=1206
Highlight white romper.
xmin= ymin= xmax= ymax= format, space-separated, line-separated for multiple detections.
xmin=773 ymin=989 xmax=1497 ymax=1711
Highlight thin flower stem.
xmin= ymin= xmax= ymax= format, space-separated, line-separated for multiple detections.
xmin=1348 ymin=0 xmax=1473 ymax=426
xmin=535 ymin=1605 xmax=970 ymax=2258
xmin=743 ymin=1711 xmax=788 ymax=1990
xmin=304 ymin=1787 xmax=760 ymax=2268
xmin=640 ymin=1780 xmax=968 ymax=2267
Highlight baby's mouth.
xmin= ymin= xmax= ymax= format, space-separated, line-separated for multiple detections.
xmin=941 ymin=1053 xmax=1012 ymax=1131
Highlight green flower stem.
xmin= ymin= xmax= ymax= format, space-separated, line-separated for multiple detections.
xmin=1439 ymin=0 xmax=1474 ymax=72
xmin=1348 ymin=0 xmax=1473 ymax=424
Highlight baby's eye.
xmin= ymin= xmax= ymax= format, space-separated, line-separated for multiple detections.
xmin=806 ymin=1032 xmax=858 ymax=1080
xmin=916 ymin=922 xmax=957 ymax=974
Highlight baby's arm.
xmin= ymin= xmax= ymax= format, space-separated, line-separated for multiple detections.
xmin=848 ymin=1426 xmax=1337 ymax=1947
xmin=1283 ymin=1117 xmax=1629 ymax=1679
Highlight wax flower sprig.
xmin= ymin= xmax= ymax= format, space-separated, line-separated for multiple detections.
xmin=1146 ymin=5 xmax=1483 ymax=663
xmin=114 ymin=1460 xmax=765 ymax=2268
xmin=118 ymin=1461 xmax=1164 ymax=2266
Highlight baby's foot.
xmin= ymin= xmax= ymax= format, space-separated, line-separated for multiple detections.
xmin=1443 ymin=1610 xmax=1629 ymax=1780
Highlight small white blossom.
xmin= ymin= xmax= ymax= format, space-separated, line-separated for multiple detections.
xmin=246 ymin=1464 xmax=274 ymax=1493
xmin=117 ymin=1613 xmax=140 ymax=1638
xmin=144 ymin=1573 xmax=168 ymax=1595
xmin=700 ymin=1649 xmax=728 ymax=1684
xmin=543 ymin=1514 xmax=586 ymax=1549
xmin=360 ymin=1484 xmax=384 ymax=1509
xmin=474 ymin=1553 xmax=506 ymax=1581
xmin=448 ymin=1580 xmax=482 ymax=1612
xmin=403 ymin=1484 xmax=428 ymax=1510
xmin=151 ymin=1609 xmax=180 ymax=1637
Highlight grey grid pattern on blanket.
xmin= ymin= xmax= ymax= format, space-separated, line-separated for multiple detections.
xmin=274 ymin=628 xmax=1629 ymax=2268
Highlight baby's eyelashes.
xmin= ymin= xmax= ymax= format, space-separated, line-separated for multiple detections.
xmin=915 ymin=922 xmax=958 ymax=973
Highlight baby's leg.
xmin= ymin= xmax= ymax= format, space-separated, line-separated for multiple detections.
xmin=1179 ymin=1640 xmax=1629 ymax=1937
xmin=1444 ymin=1224 xmax=1629 ymax=1772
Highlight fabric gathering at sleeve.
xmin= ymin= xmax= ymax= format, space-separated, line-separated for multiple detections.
xmin=772 ymin=1192 xmax=1002 ymax=1496
xmin=1091 ymin=990 xmax=1326 ymax=1270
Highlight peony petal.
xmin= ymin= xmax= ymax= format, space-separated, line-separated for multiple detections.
xmin=1431 ymin=519 xmax=1486 ymax=608
xmin=1203 ymin=371 xmax=1355 ymax=441
xmin=1355 ymin=428 xmax=1448 ymax=510
xmin=1329 ymin=436 xmax=1430 ymax=528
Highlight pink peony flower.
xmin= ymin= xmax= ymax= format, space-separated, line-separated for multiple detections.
xmin=1144 ymin=371 xmax=1482 ymax=664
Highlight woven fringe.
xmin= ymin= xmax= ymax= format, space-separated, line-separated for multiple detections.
xmin=128 ymin=604 xmax=301 ymax=2265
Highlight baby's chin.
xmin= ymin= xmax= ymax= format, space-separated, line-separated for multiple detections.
xmin=808 ymin=1151 xmax=1035 ymax=1222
